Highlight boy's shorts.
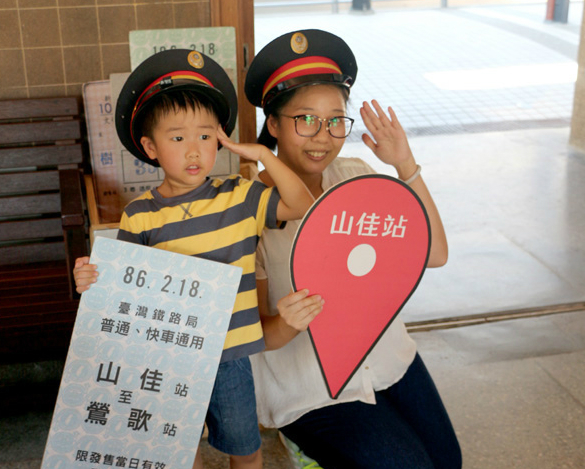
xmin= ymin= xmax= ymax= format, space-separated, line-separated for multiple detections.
xmin=206 ymin=356 xmax=261 ymax=456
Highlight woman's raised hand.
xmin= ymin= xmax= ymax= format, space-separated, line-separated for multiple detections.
xmin=359 ymin=100 xmax=415 ymax=170
xmin=277 ymin=289 xmax=324 ymax=332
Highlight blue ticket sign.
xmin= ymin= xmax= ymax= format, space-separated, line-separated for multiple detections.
xmin=41 ymin=237 xmax=242 ymax=469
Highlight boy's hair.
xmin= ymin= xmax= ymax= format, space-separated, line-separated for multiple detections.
xmin=257 ymin=85 xmax=350 ymax=150
xmin=139 ymin=89 xmax=220 ymax=141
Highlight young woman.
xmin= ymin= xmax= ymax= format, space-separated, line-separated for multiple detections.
xmin=245 ymin=29 xmax=462 ymax=469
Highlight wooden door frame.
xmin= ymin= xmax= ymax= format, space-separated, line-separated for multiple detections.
xmin=211 ymin=0 xmax=257 ymax=146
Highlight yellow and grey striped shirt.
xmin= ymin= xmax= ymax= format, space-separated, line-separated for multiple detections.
xmin=117 ymin=175 xmax=281 ymax=363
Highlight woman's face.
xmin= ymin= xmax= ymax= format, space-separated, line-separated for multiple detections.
xmin=268 ymin=84 xmax=348 ymax=178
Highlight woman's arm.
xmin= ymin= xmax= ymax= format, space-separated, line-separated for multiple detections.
xmin=258 ymin=278 xmax=324 ymax=351
xmin=360 ymin=100 xmax=448 ymax=267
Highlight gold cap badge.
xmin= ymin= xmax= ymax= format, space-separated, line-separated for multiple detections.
xmin=290 ymin=32 xmax=308 ymax=55
xmin=188 ymin=50 xmax=204 ymax=69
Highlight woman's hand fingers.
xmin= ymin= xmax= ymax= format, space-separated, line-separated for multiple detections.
xmin=385 ymin=105 xmax=404 ymax=131
xmin=361 ymin=100 xmax=394 ymax=135
xmin=360 ymin=101 xmax=375 ymax=130
xmin=359 ymin=101 xmax=413 ymax=166
xmin=277 ymin=289 xmax=324 ymax=331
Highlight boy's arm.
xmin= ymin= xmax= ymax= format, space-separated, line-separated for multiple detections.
xmin=218 ymin=129 xmax=313 ymax=221
xmin=258 ymin=149 xmax=313 ymax=221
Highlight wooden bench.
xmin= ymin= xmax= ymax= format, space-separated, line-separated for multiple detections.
xmin=0 ymin=97 xmax=88 ymax=364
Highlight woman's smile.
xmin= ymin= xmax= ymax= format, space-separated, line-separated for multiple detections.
xmin=305 ymin=150 xmax=328 ymax=161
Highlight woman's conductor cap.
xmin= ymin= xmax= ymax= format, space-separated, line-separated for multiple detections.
xmin=245 ymin=29 xmax=358 ymax=109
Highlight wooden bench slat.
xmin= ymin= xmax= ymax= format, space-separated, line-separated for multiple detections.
xmin=0 ymin=260 xmax=68 ymax=281
xmin=0 ymin=193 xmax=60 ymax=217
xmin=0 ymin=241 xmax=66 ymax=265
xmin=0 ymin=277 xmax=69 ymax=298
xmin=1 ymin=291 xmax=81 ymax=309
xmin=0 ymin=261 xmax=69 ymax=292
xmin=0 ymin=280 xmax=69 ymax=296
xmin=0 ymin=120 xmax=81 ymax=146
xmin=0 ymin=303 xmax=78 ymax=326
xmin=0 ymin=97 xmax=79 ymax=120
xmin=0 ymin=144 xmax=83 ymax=169
xmin=0 ymin=170 xmax=60 ymax=195
xmin=0 ymin=218 xmax=62 ymax=241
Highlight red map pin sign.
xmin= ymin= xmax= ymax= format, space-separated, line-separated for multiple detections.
xmin=290 ymin=174 xmax=430 ymax=399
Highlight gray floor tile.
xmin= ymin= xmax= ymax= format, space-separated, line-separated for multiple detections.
xmin=536 ymin=350 xmax=585 ymax=407
xmin=414 ymin=312 xmax=585 ymax=469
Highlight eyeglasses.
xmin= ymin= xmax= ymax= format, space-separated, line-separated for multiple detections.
xmin=281 ymin=114 xmax=354 ymax=138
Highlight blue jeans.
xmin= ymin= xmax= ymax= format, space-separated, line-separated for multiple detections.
xmin=280 ymin=353 xmax=462 ymax=469
xmin=206 ymin=356 xmax=261 ymax=456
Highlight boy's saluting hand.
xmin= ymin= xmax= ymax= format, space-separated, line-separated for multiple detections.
xmin=217 ymin=127 xmax=274 ymax=164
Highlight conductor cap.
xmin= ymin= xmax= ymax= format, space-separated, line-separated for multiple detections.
xmin=245 ymin=29 xmax=358 ymax=109
xmin=116 ymin=49 xmax=238 ymax=166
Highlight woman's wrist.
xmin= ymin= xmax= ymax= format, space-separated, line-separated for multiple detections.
xmin=400 ymin=164 xmax=422 ymax=185
xmin=395 ymin=158 xmax=418 ymax=181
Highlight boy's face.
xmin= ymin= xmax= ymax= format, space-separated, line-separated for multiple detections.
xmin=140 ymin=106 xmax=220 ymax=198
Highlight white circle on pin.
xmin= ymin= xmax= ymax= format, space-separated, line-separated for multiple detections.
xmin=347 ymin=244 xmax=376 ymax=277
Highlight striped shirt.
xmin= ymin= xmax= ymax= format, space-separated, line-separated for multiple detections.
xmin=117 ymin=175 xmax=281 ymax=363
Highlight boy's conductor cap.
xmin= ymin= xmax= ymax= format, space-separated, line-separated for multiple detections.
xmin=245 ymin=29 xmax=357 ymax=109
xmin=116 ymin=49 xmax=238 ymax=164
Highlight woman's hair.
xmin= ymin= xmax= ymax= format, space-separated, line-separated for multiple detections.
xmin=140 ymin=89 xmax=219 ymax=140
xmin=257 ymin=84 xmax=350 ymax=150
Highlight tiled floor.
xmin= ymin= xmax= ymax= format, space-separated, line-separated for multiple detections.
xmin=2 ymin=2 xmax=585 ymax=468
xmin=414 ymin=310 xmax=585 ymax=469
xmin=255 ymin=1 xmax=581 ymax=137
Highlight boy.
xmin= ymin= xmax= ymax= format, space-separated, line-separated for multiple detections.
xmin=73 ymin=49 xmax=313 ymax=469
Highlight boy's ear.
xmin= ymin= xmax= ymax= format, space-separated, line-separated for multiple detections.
xmin=140 ymin=136 xmax=158 ymax=162
xmin=267 ymin=114 xmax=279 ymax=138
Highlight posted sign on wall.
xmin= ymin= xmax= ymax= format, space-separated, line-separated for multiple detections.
xmin=42 ymin=237 xmax=242 ymax=469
